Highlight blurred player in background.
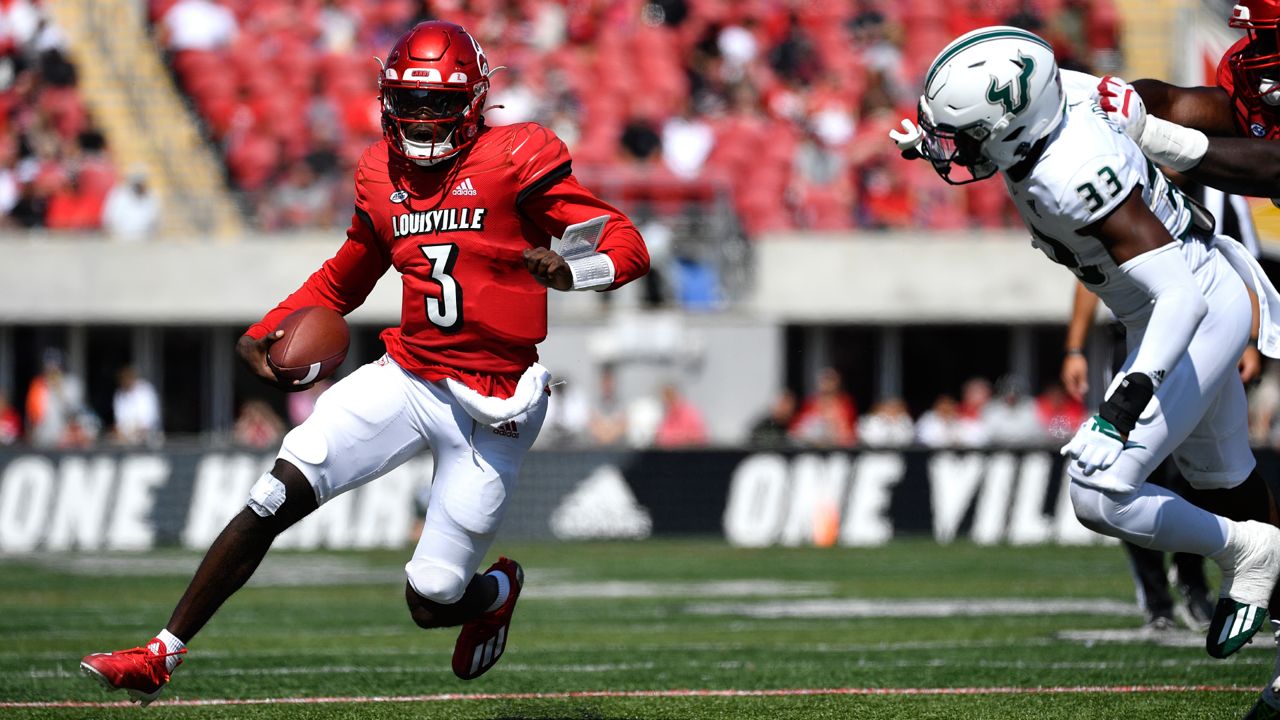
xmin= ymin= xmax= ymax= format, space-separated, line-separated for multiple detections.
xmin=892 ymin=26 xmax=1280 ymax=686
xmin=79 ymin=20 xmax=648 ymax=705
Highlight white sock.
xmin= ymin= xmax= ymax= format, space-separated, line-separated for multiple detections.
xmin=156 ymin=629 xmax=185 ymax=673
xmin=486 ymin=571 xmax=510 ymax=612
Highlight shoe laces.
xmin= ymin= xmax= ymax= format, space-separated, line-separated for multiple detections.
xmin=126 ymin=644 xmax=187 ymax=675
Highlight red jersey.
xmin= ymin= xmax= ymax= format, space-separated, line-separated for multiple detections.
xmin=247 ymin=122 xmax=649 ymax=397
xmin=1218 ymin=37 xmax=1280 ymax=139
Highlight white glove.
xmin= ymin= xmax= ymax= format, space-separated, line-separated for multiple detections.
xmin=1095 ymin=75 xmax=1146 ymax=143
xmin=888 ymin=118 xmax=924 ymax=158
xmin=1060 ymin=415 xmax=1126 ymax=478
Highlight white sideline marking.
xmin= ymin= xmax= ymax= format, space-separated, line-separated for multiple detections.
xmin=531 ymin=580 xmax=833 ymax=599
xmin=0 ymin=685 xmax=1257 ymax=709
xmin=1059 ymin=628 xmax=1277 ymax=649
xmin=687 ymin=598 xmax=1138 ymax=619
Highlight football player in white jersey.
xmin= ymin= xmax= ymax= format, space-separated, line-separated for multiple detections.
xmin=891 ymin=26 xmax=1280 ymax=660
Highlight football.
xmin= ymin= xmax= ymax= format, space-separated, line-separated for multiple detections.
xmin=266 ymin=306 xmax=349 ymax=386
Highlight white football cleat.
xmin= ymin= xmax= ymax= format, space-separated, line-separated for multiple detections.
xmin=1208 ymin=521 xmax=1280 ymax=658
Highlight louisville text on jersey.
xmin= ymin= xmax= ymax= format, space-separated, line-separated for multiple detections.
xmin=392 ymin=207 xmax=488 ymax=238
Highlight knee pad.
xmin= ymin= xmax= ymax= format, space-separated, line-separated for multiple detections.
xmin=247 ymin=472 xmax=288 ymax=517
xmin=405 ymin=559 xmax=468 ymax=605
xmin=1069 ymin=480 xmax=1128 ymax=536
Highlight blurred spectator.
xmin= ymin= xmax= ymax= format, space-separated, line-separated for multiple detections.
xmin=653 ymin=382 xmax=707 ymax=447
xmin=112 ymin=365 xmax=162 ymax=445
xmin=59 ymin=412 xmax=98 ymax=449
xmin=620 ymin=116 xmax=662 ymax=163
xmin=588 ymin=364 xmax=628 ymax=447
xmin=959 ymin=376 xmax=992 ymax=421
xmin=984 ymin=374 xmax=1045 ymax=446
xmin=662 ymin=100 xmax=714 ymax=179
xmin=789 ymin=367 xmax=857 ymax=447
xmin=748 ymin=388 xmax=796 ymax=448
xmin=916 ymin=394 xmax=987 ymax=448
xmin=486 ymin=67 xmax=541 ymax=127
xmin=718 ymin=19 xmax=759 ymax=83
xmin=317 ymin=0 xmax=358 ymax=54
xmin=0 ymin=389 xmax=19 ymax=444
xmin=286 ymin=378 xmax=333 ymax=427
xmin=859 ymin=397 xmax=915 ymax=448
xmin=233 ymin=399 xmax=285 ymax=448
xmin=263 ymin=161 xmax=335 ymax=230
xmin=102 ymin=165 xmax=160 ymax=240
xmin=44 ymin=171 xmax=102 ymax=230
xmin=1037 ymin=383 xmax=1087 ymax=442
xmin=160 ymin=0 xmax=237 ymax=51
xmin=768 ymin=12 xmax=821 ymax=87
xmin=25 ymin=349 xmax=87 ymax=448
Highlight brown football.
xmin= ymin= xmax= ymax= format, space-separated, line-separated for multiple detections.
xmin=267 ymin=306 xmax=349 ymax=386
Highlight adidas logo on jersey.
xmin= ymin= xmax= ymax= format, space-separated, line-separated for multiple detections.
xmin=452 ymin=178 xmax=478 ymax=196
xmin=493 ymin=420 xmax=519 ymax=438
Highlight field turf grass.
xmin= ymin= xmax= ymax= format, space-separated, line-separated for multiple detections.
xmin=0 ymin=539 xmax=1270 ymax=718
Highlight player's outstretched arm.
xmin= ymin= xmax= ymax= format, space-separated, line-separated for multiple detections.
xmin=1129 ymin=79 xmax=1236 ymax=135
xmin=1180 ymin=135 xmax=1280 ymax=195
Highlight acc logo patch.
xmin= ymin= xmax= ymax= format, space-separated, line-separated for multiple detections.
xmin=1252 ymin=123 xmax=1267 ymax=137
xmin=389 ymin=189 xmax=409 ymax=203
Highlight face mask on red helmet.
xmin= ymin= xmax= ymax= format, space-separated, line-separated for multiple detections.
xmin=379 ymin=21 xmax=491 ymax=166
xmin=1230 ymin=1 xmax=1280 ymax=105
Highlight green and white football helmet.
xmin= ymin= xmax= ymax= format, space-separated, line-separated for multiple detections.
xmin=917 ymin=26 xmax=1065 ymax=184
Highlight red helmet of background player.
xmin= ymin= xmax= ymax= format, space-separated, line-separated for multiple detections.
xmin=379 ymin=21 xmax=491 ymax=166
xmin=1229 ymin=0 xmax=1280 ymax=103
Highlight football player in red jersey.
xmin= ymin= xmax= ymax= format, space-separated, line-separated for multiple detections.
xmin=79 ymin=21 xmax=648 ymax=704
xmin=1094 ymin=1 xmax=1280 ymax=197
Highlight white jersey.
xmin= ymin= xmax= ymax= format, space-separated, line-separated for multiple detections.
xmin=1004 ymin=70 xmax=1220 ymax=328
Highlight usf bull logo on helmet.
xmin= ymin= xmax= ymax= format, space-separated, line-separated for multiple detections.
xmin=916 ymin=27 xmax=1065 ymax=184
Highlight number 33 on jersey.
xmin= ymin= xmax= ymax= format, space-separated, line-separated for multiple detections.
xmin=1007 ymin=70 xmax=1196 ymax=320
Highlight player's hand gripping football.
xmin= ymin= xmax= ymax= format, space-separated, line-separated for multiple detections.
xmin=235 ymin=331 xmax=288 ymax=388
xmin=523 ymin=247 xmax=573 ymax=291
xmin=1095 ymin=75 xmax=1147 ymax=143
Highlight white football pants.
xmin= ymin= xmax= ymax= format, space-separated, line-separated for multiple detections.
xmin=1069 ymin=250 xmax=1253 ymax=554
xmin=273 ymin=354 xmax=546 ymax=604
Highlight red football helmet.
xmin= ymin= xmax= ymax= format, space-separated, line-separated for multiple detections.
xmin=1229 ymin=0 xmax=1280 ymax=102
xmin=379 ymin=21 xmax=491 ymax=166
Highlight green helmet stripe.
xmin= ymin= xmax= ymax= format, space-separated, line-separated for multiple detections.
xmin=924 ymin=28 xmax=1053 ymax=89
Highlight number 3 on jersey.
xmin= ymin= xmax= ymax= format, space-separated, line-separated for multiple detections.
xmin=420 ymin=244 xmax=463 ymax=332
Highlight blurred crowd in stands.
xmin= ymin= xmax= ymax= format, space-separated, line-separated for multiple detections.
xmin=0 ymin=0 xmax=1122 ymax=236
xmin=14 ymin=348 xmax=1280 ymax=452
xmin=0 ymin=0 xmax=160 ymax=237
xmin=539 ymin=364 xmax=1093 ymax=450
xmin=153 ymin=0 xmax=1121 ymax=233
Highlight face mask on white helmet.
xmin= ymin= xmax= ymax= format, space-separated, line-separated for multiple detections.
xmin=916 ymin=27 xmax=1065 ymax=185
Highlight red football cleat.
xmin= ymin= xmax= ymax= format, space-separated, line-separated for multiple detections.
xmin=80 ymin=638 xmax=185 ymax=706
xmin=452 ymin=557 xmax=523 ymax=680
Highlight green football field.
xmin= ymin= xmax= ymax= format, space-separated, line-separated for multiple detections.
xmin=0 ymin=539 xmax=1272 ymax=719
